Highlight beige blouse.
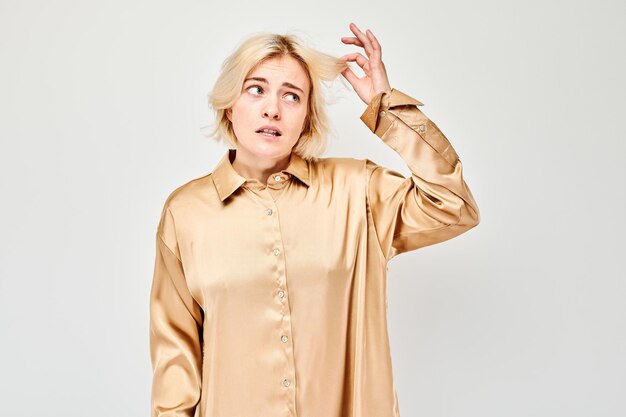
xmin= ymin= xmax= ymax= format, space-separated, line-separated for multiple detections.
xmin=149 ymin=88 xmax=480 ymax=417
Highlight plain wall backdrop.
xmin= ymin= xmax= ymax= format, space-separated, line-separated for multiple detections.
xmin=1 ymin=0 xmax=624 ymax=416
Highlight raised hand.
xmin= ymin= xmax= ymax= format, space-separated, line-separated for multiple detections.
xmin=340 ymin=22 xmax=392 ymax=106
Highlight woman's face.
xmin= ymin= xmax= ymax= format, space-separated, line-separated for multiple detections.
xmin=226 ymin=55 xmax=310 ymax=161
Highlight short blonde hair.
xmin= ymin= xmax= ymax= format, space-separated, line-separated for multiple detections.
xmin=206 ymin=32 xmax=349 ymax=161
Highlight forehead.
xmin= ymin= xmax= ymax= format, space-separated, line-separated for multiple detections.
xmin=247 ymin=56 xmax=310 ymax=92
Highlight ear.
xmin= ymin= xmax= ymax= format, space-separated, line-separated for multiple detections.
xmin=226 ymin=108 xmax=232 ymax=122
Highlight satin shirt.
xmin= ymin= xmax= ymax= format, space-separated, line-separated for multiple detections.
xmin=149 ymin=88 xmax=480 ymax=417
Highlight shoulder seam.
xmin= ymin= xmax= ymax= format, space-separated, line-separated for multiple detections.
xmin=364 ymin=159 xmax=390 ymax=263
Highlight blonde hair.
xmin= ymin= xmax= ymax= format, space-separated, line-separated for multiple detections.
xmin=206 ymin=32 xmax=349 ymax=161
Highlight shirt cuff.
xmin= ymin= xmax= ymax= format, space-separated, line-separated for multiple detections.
xmin=360 ymin=88 xmax=424 ymax=133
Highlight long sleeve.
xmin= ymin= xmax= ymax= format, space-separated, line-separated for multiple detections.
xmin=150 ymin=205 xmax=204 ymax=417
xmin=361 ymin=88 xmax=480 ymax=261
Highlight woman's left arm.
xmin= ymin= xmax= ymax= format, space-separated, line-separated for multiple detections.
xmin=341 ymin=23 xmax=480 ymax=260
xmin=361 ymin=88 xmax=480 ymax=260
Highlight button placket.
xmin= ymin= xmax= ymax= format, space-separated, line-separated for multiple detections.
xmin=265 ymin=202 xmax=297 ymax=412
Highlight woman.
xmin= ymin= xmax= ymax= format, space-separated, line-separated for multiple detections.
xmin=150 ymin=22 xmax=480 ymax=417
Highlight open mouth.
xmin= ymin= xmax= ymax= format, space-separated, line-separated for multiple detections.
xmin=256 ymin=128 xmax=282 ymax=137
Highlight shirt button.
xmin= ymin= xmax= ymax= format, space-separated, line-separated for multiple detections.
xmin=418 ymin=123 xmax=426 ymax=132
xmin=278 ymin=291 xmax=285 ymax=298
xmin=281 ymin=335 xmax=288 ymax=343
xmin=379 ymin=110 xmax=386 ymax=117
xmin=265 ymin=208 xmax=273 ymax=216
xmin=274 ymin=175 xmax=281 ymax=182
xmin=283 ymin=378 xmax=291 ymax=387
xmin=273 ymin=248 xmax=280 ymax=256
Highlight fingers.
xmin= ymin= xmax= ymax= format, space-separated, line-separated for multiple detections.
xmin=341 ymin=65 xmax=361 ymax=86
xmin=340 ymin=52 xmax=370 ymax=73
xmin=365 ymin=29 xmax=382 ymax=61
xmin=348 ymin=22 xmax=373 ymax=57
xmin=341 ymin=36 xmax=364 ymax=47
xmin=344 ymin=23 xmax=382 ymax=63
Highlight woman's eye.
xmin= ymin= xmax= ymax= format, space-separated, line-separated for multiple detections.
xmin=246 ymin=85 xmax=299 ymax=102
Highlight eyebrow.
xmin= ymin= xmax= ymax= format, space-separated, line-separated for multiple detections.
xmin=243 ymin=77 xmax=305 ymax=94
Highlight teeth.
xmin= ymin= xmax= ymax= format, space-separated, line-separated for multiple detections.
xmin=259 ymin=128 xmax=279 ymax=135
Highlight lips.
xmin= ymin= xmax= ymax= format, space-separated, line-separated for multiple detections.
xmin=255 ymin=125 xmax=282 ymax=136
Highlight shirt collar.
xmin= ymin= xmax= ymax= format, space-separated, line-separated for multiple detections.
xmin=211 ymin=148 xmax=310 ymax=202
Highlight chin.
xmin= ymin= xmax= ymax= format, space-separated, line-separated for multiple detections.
xmin=241 ymin=138 xmax=294 ymax=158
xmin=253 ymin=147 xmax=291 ymax=160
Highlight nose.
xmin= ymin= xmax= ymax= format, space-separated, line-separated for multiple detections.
xmin=263 ymin=97 xmax=280 ymax=119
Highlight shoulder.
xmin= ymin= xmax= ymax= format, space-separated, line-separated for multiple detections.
xmin=156 ymin=172 xmax=214 ymax=247
xmin=310 ymin=155 xmax=368 ymax=176
xmin=160 ymin=172 xmax=214 ymax=213
xmin=313 ymin=157 xmax=406 ymax=191
xmin=161 ymin=173 xmax=219 ymax=231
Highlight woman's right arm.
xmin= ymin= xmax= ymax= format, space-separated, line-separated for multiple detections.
xmin=149 ymin=205 xmax=204 ymax=417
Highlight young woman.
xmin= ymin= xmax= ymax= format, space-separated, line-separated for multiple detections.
xmin=150 ymin=22 xmax=480 ymax=417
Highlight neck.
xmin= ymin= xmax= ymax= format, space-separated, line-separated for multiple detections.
xmin=231 ymin=148 xmax=292 ymax=185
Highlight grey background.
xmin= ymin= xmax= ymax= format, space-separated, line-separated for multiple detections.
xmin=1 ymin=0 xmax=624 ymax=416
